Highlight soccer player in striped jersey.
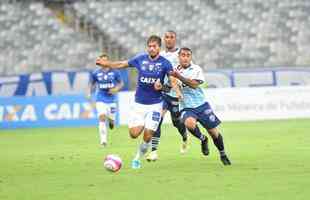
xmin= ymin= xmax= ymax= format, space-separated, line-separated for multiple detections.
xmin=87 ymin=54 xmax=124 ymax=146
xmin=170 ymin=47 xmax=231 ymax=165
xmin=146 ymin=31 xmax=188 ymax=162
xmin=96 ymin=35 xmax=182 ymax=169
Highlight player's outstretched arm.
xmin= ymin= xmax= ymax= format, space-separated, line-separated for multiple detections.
xmin=169 ymin=70 xmax=201 ymax=89
xmin=96 ymin=58 xmax=129 ymax=69
xmin=86 ymin=81 xmax=96 ymax=99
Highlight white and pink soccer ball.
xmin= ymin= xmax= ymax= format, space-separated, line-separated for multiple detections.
xmin=103 ymin=154 xmax=122 ymax=172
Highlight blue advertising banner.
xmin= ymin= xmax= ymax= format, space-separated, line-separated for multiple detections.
xmin=1 ymin=68 xmax=310 ymax=97
xmin=0 ymin=95 xmax=118 ymax=129
xmin=0 ymin=69 xmax=129 ymax=97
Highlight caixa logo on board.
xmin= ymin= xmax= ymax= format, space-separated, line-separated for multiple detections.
xmin=0 ymin=105 xmax=37 ymax=122
xmin=43 ymin=102 xmax=96 ymax=120
xmin=0 ymin=102 xmax=96 ymax=122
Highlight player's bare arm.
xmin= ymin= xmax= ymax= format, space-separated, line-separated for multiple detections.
xmin=86 ymin=82 xmax=96 ymax=99
xmin=96 ymin=58 xmax=129 ymax=69
xmin=169 ymin=75 xmax=183 ymax=99
xmin=169 ymin=70 xmax=201 ymax=89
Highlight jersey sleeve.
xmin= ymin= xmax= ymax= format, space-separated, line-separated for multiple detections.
xmin=128 ymin=54 xmax=141 ymax=69
xmin=192 ymin=65 xmax=205 ymax=83
xmin=90 ymin=71 xmax=97 ymax=84
xmin=114 ymin=70 xmax=122 ymax=83
xmin=165 ymin=60 xmax=173 ymax=73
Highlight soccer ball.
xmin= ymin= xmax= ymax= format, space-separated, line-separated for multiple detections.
xmin=103 ymin=154 xmax=122 ymax=172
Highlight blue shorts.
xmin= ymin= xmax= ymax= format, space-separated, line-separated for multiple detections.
xmin=180 ymin=102 xmax=221 ymax=129
xmin=162 ymin=94 xmax=180 ymax=119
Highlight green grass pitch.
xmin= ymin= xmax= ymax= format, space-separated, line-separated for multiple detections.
xmin=1 ymin=119 xmax=310 ymax=200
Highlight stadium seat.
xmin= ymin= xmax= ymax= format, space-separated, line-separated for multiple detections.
xmin=1 ymin=0 xmax=309 ymax=75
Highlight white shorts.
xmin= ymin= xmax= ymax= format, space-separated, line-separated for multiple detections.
xmin=96 ymin=102 xmax=117 ymax=120
xmin=128 ymin=102 xmax=163 ymax=131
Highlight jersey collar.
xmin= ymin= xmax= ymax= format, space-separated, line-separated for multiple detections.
xmin=148 ymin=53 xmax=160 ymax=61
xmin=178 ymin=63 xmax=191 ymax=70
xmin=100 ymin=67 xmax=111 ymax=72
xmin=165 ymin=47 xmax=179 ymax=53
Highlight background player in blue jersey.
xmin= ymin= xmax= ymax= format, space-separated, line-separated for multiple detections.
xmin=147 ymin=31 xmax=188 ymax=162
xmin=87 ymin=53 xmax=124 ymax=147
xmin=96 ymin=35 xmax=182 ymax=169
xmin=170 ymin=47 xmax=231 ymax=165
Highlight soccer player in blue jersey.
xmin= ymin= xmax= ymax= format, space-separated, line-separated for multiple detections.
xmin=147 ymin=31 xmax=188 ymax=161
xmin=87 ymin=53 xmax=124 ymax=147
xmin=96 ymin=35 xmax=182 ymax=169
xmin=170 ymin=47 xmax=231 ymax=165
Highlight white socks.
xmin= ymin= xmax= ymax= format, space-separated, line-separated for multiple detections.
xmin=134 ymin=141 xmax=150 ymax=160
xmin=99 ymin=121 xmax=107 ymax=145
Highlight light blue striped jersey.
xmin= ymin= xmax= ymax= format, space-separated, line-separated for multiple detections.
xmin=160 ymin=48 xmax=179 ymax=98
xmin=179 ymin=63 xmax=206 ymax=110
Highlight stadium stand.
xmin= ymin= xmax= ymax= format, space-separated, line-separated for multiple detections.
xmin=0 ymin=0 xmax=310 ymax=75
xmin=70 ymin=0 xmax=310 ymax=69
xmin=0 ymin=1 xmax=101 ymax=75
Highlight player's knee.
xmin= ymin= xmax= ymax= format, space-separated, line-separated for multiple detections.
xmin=143 ymin=129 xmax=154 ymax=142
xmin=129 ymin=127 xmax=142 ymax=139
xmin=129 ymin=131 xmax=139 ymax=139
xmin=143 ymin=134 xmax=152 ymax=143
xmin=99 ymin=114 xmax=106 ymax=122
xmin=184 ymin=117 xmax=197 ymax=130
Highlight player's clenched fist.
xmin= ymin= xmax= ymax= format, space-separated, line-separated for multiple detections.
xmin=154 ymin=78 xmax=163 ymax=90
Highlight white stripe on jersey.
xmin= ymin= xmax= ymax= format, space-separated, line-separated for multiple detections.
xmin=160 ymin=48 xmax=180 ymax=69
xmin=160 ymin=48 xmax=180 ymax=97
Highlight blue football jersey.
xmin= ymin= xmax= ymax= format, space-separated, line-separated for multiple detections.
xmin=128 ymin=53 xmax=173 ymax=104
xmin=90 ymin=68 xmax=122 ymax=103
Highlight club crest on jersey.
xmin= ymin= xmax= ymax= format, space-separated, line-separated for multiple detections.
xmin=148 ymin=64 xmax=154 ymax=71
xmin=209 ymin=114 xmax=216 ymax=122
xmin=154 ymin=63 xmax=163 ymax=72
xmin=204 ymin=109 xmax=212 ymax=115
